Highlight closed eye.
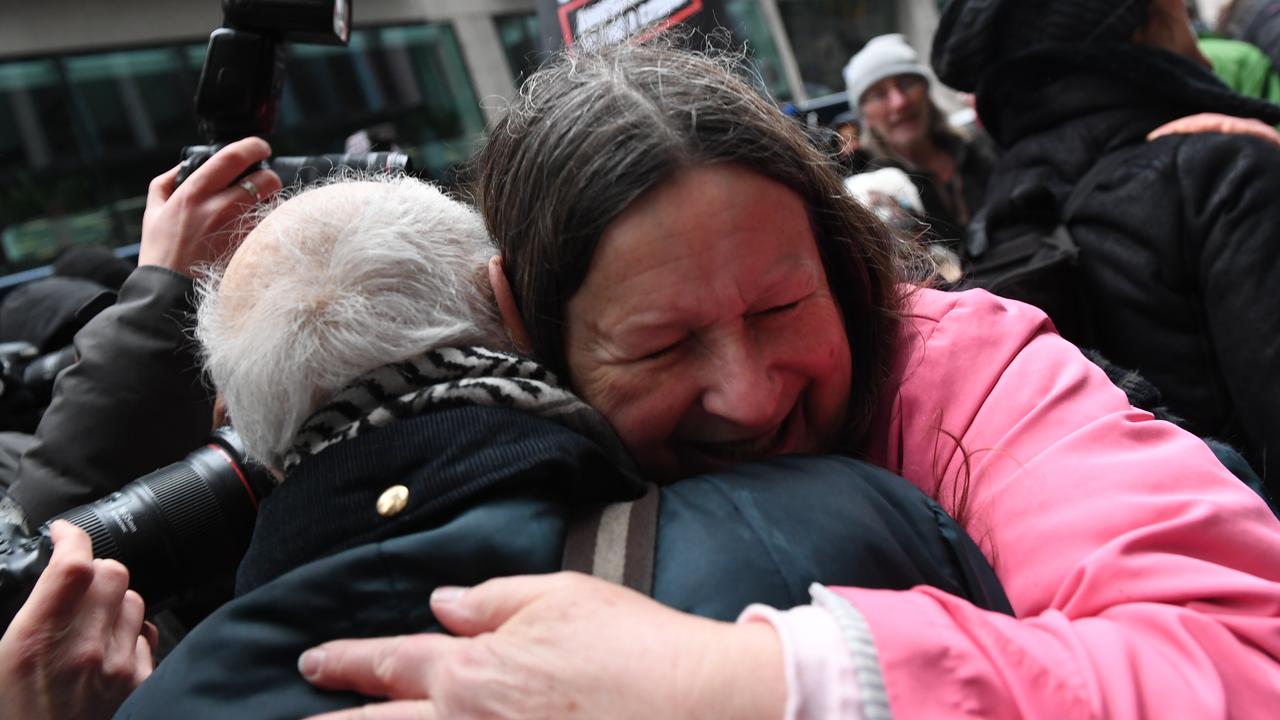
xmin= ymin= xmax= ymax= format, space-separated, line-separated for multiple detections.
xmin=637 ymin=337 xmax=686 ymax=361
xmin=757 ymin=300 xmax=801 ymax=316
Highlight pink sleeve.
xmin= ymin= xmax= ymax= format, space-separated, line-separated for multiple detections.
xmin=837 ymin=289 xmax=1280 ymax=719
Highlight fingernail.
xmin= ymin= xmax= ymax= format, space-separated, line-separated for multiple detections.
xmin=298 ymin=649 xmax=324 ymax=680
xmin=431 ymin=586 xmax=468 ymax=605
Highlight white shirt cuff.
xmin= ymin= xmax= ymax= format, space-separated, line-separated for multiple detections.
xmin=738 ymin=603 xmax=863 ymax=720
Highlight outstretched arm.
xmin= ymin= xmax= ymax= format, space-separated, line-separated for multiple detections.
xmin=8 ymin=139 xmax=281 ymax=525
xmin=297 ymin=573 xmax=788 ymax=720
xmin=301 ymin=292 xmax=1280 ymax=720
xmin=291 ymin=292 xmax=1280 ymax=720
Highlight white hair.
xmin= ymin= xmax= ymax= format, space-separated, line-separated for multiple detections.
xmin=196 ymin=175 xmax=511 ymax=470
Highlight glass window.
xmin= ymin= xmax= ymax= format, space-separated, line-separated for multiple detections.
xmin=774 ymin=0 xmax=896 ymax=97
xmin=722 ymin=0 xmax=793 ymax=102
xmin=0 ymin=20 xmax=486 ymax=276
xmin=495 ymin=12 xmax=544 ymax=85
xmin=0 ymin=60 xmax=77 ymax=170
xmin=365 ymin=24 xmax=486 ymax=183
xmin=284 ymin=40 xmax=371 ymax=125
xmin=62 ymin=48 xmax=196 ymax=157
xmin=264 ymin=23 xmax=485 ymax=182
xmin=0 ymin=52 xmax=171 ymax=270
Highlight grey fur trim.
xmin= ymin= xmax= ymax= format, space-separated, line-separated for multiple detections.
xmin=811 ymin=583 xmax=892 ymax=720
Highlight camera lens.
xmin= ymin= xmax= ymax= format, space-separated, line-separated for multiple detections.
xmin=50 ymin=429 xmax=271 ymax=610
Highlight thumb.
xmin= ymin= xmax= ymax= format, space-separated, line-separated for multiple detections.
xmin=430 ymin=573 xmax=566 ymax=636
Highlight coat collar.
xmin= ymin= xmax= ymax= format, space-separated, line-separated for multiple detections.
xmin=236 ymin=404 xmax=643 ymax=595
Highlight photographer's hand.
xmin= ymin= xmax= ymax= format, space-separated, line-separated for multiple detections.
xmin=0 ymin=521 xmax=156 ymax=720
xmin=139 ymin=137 xmax=283 ymax=277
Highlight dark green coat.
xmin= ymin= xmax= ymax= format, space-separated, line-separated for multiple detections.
xmin=118 ymin=405 xmax=1008 ymax=719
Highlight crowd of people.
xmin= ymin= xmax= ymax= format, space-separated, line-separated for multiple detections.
xmin=839 ymin=0 xmax=1280 ymax=495
xmin=2 ymin=0 xmax=1280 ymax=718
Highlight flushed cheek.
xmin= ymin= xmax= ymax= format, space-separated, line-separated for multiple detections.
xmin=782 ymin=305 xmax=848 ymax=362
xmin=790 ymin=315 xmax=852 ymax=441
xmin=577 ymin=366 xmax=692 ymax=455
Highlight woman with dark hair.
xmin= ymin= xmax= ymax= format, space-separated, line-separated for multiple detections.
xmin=298 ymin=40 xmax=1280 ymax=719
xmin=475 ymin=46 xmax=906 ymax=466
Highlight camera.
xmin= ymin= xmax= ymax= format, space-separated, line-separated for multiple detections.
xmin=176 ymin=0 xmax=412 ymax=186
xmin=0 ymin=341 xmax=77 ymax=408
xmin=0 ymin=341 xmax=78 ymax=432
xmin=180 ymin=146 xmax=413 ymax=187
xmin=0 ymin=428 xmax=274 ymax=634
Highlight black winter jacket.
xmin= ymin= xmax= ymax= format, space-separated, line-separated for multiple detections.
xmin=8 ymin=267 xmax=213 ymax=526
xmin=868 ymin=128 xmax=999 ymax=245
xmin=118 ymin=405 xmax=1010 ymax=720
xmin=975 ymin=45 xmax=1280 ymax=493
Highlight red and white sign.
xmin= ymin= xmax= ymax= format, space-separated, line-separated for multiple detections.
xmin=556 ymin=0 xmax=705 ymax=48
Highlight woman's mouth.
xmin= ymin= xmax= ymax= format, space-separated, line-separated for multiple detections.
xmin=684 ymin=409 xmax=797 ymax=465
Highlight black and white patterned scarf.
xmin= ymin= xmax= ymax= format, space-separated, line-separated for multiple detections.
xmin=282 ymin=346 xmax=639 ymax=478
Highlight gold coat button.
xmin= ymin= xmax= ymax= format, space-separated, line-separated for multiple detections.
xmin=376 ymin=485 xmax=410 ymax=517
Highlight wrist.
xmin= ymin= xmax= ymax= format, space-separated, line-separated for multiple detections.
xmin=683 ymin=620 xmax=786 ymax=720
xmin=136 ymin=250 xmax=195 ymax=278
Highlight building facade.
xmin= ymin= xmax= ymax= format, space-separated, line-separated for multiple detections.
xmin=0 ymin=0 xmax=944 ymax=278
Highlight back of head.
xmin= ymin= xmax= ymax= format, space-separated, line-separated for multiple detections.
xmin=474 ymin=40 xmax=906 ymax=447
xmin=933 ymin=0 xmax=1149 ymax=91
xmin=197 ymin=175 xmax=507 ymax=470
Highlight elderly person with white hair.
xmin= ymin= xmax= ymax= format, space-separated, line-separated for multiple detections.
xmin=197 ymin=176 xmax=521 ymax=475
xmin=117 ymin=174 xmax=653 ymax=719
xmin=114 ymin=171 xmax=1011 ymax=718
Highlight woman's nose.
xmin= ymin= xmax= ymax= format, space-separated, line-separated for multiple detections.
xmin=698 ymin=331 xmax=780 ymax=428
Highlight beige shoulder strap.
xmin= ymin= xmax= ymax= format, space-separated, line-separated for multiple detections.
xmin=561 ymin=482 xmax=659 ymax=594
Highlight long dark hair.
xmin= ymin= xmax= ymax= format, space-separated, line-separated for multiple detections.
xmin=471 ymin=42 xmax=910 ymax=449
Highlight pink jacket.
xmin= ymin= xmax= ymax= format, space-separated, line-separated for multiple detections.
xmin=751 ymin=289 xmax=1280 ymax=718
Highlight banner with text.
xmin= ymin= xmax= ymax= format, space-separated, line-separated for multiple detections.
xmin=536 ymin=0 xmax=730 ymax=52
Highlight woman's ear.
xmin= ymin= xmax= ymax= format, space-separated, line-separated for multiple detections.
xmin=488 ymin=255 xmax=533 ymax=354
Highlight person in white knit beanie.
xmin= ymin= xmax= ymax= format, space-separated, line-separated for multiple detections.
xmin=842 ymin=33 xmax=997 ymax=244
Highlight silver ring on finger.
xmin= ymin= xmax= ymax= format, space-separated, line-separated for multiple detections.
xmin=238 ymin=178 xmax=262 ymax=203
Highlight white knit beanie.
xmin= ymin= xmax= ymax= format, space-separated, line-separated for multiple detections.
xmin=843 ymin=34 xmax=934 ymax=110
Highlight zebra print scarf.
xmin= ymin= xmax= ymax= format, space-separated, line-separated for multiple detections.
xmin=282 ymin=346 xmax=638 ymax=479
